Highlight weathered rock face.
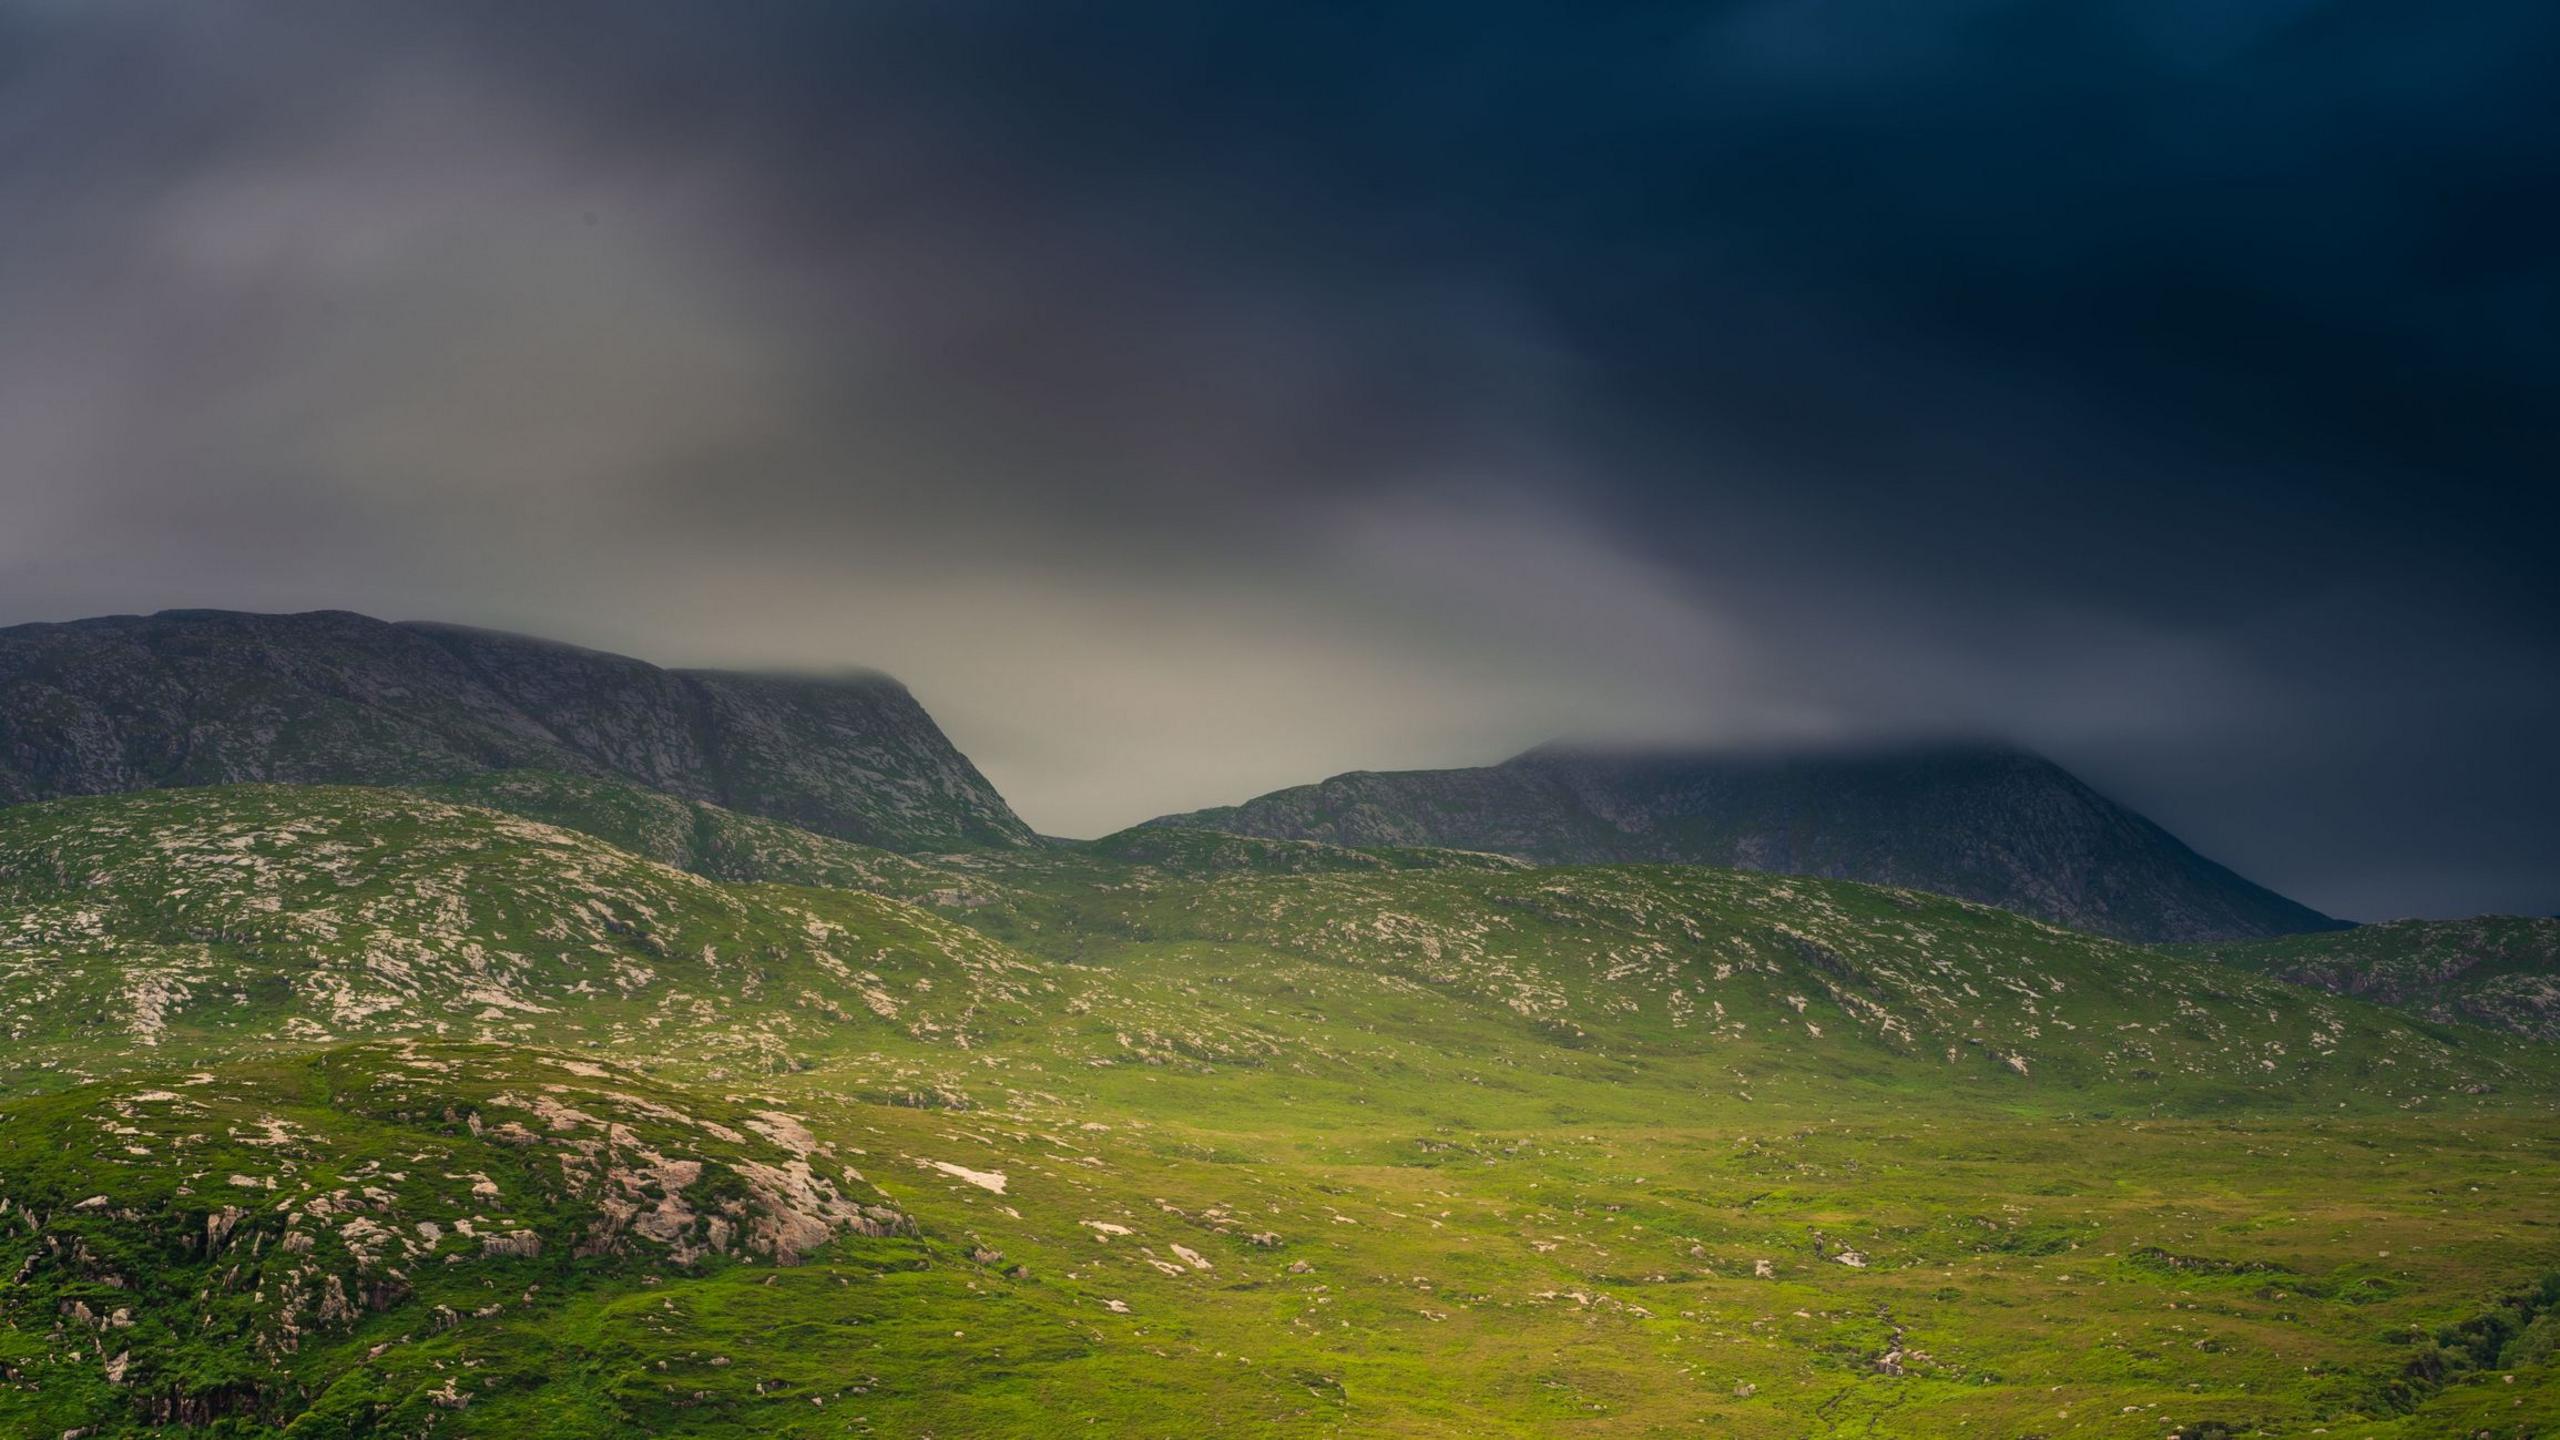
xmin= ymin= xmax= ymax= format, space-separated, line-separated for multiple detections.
xmin=1147 ymin=741 xmax=2344 ymax=945
xmin=0 ymin=609 xmax=1033 ymax=852
xmin=0 ymin=1043 xmax=910 ymax=1431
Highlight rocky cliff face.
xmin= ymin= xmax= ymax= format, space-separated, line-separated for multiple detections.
xmin=0 ymin=609 xmax=1033 ymax=852
xmin=1147 ymin=741 xmax=2343 ymax=944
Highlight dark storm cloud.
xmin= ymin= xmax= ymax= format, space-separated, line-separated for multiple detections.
xmin=0 ymin=1 xmax=2551 ymax=918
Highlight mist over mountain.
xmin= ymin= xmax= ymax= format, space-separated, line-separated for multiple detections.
xmin=3 ymin=613 xmax=2557 ymax=1438
xmin=0 ymin=609 xmax=1032 ymax=853
xmin=1150 ymin=740 xmax=2341 ymax=944
xmin=2 ymin=1 xmax=2554 ymax=920
xmin=2 ymin=2 xmax=2556 ymax=1433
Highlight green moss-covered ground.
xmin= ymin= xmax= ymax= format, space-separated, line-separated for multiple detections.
xmin=3 ymin=782 xmax=2555 ymax=1436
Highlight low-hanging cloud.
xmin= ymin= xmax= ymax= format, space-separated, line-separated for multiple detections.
xmin=0 ymin=0 xmax=2552 ymax=919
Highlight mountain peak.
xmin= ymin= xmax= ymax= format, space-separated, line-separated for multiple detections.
xmin=1150 ymin=738 xmax=2340 ymax=944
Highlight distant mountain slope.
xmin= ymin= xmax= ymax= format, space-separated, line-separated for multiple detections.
xmin=1146 ymin=741 xmax=2342 ymax=944
xmin=1076 ymin=822 xmax=1526 ymax=878
xmin=2182 ymin=916 xmax=2560 ymax=1041
xmin=0 ymin=783 xmax=2522 ymax=1106
xmin=0 ymin=609 xmax=1033 ymax=851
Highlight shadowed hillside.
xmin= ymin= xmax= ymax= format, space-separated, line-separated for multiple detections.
xmin=1151 ymin=741 xmax=2342 ymax=944
xmin=0 ymin=609 xmax=1033 ymax=852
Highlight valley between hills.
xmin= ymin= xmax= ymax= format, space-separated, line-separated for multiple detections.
xmin=1 ymin=613 xmax=2555 ymax=1438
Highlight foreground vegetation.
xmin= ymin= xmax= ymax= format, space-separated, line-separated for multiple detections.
xmin=3 ymin=782 xmax=2555 ymax=1435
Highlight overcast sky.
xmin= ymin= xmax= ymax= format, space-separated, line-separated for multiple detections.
xmin=1 ymin=1 xmax=2553 ymax=919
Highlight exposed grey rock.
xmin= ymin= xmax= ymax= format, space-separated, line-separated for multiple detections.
xmin=1147 ymin=740 xmax=2342 ymax=944
xmin=0 ymin=609 xmax=1032 ymax=853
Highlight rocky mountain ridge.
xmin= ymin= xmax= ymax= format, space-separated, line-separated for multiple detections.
xmin=1148 ymin=740 xmax=2344 ymax=944
xmin=0 ymin=609 xmax=1033 ymax=852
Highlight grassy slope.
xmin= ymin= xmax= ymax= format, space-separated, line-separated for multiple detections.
xmin=411 ymin=771 xmax=995 ymax=905
xmin=0 ymin=785 xmax=1055 ymax=1091
xmin=1 ymin=789 xmax=2556 ymax=1437
xmin=2181 ymin=916 xmax=2560 ymax=1042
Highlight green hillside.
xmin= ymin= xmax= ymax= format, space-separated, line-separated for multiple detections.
xmin=3 ymin=787 xmax=2558 ymax=1437
xmin=0 ymin=786 xmax=1051 ymax=1090
xmin=411 ymin=771 xmax=993 ymax=907
xmin=2182 ymin=916 xmax=2560 ymax=1041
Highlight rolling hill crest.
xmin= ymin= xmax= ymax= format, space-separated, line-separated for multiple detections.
xmin=1147 ymin=740 xmax=2345 ymax=944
